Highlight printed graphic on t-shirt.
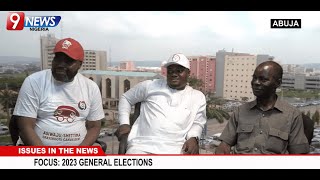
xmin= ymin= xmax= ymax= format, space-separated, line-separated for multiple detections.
xmin=53 ymin=105 xmax=79 ymax=123
xmin=42 ymin=131 xmax=81 ymax=142
xmin=78 ymin=101 xmax=87 ymax=110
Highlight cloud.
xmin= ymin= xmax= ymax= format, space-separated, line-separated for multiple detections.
xmin=1 ymin=11 xmax=320 ymax=64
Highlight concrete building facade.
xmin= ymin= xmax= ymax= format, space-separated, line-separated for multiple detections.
xmin=187 ymin=55 xmax=216 ymax=94
xmin=222 ymin=54 xmax=273 ymax=101
xmin=215 ymin=50 xmax=252 ymax=98
xmin=80 ymin=70 xmax=163 ymax=109
xmin=282 ymin=73 xmax=320 ymax=90
xmin=119 ymin=61 xmax=136 ymax=71
xmin=40 ymin=34 xmax=58 ymax=70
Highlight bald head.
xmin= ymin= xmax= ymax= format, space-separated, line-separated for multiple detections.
xmin=251 ymin=61 xmax=283 ymax=98
xmin=256 ymin=61 xmax=283 ymax=81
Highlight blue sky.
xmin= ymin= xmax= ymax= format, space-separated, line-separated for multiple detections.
xmin=1 ymin=11 xmax=320 ymax=64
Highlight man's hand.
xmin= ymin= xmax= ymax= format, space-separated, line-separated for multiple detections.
xmin=115 ymin=124 xmax=131 ymax=141
xmin=215 ymin=141 xmax=231 ymax=154
xmin=118 ymin=134 xmax=128 ymax=154
xmin=182 ymin=137 xmax=199 ymax=154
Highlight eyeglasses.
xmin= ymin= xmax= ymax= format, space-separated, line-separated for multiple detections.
xmin=167 ymin=68 xmax=186 ymax=74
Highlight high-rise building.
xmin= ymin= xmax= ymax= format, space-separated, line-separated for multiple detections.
xmin=82 ymin=50 xmax=107 ymax=71
xmin=223 ymin=54 xmax=274 ymax=101
xmin=40 ymin=33 xmax=58 ymax=70
xmin=40 ymin=34 xmax=107 ymax=70
xmin=215 ymin=49 xmax=251 ymax=98
xmin=119 ymin=61 xmax=136 ymax=71
xmin=187 ymin=55 xmax=216 ymax=94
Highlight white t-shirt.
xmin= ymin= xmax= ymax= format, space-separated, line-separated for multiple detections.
xmin=118 ymin=79 xmax=207 ymax=154
xmin=13 ymin=69 xmax=105 ymax=145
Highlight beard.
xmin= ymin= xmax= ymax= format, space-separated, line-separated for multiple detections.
xmin=52 ymin=68 xmax=77 ymax=82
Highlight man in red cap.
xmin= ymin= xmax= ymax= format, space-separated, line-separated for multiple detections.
xmin=13 ymin=38 xmax=105 ymax=146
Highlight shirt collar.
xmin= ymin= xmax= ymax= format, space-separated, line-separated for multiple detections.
xmin=248 ymin=97 xmax=285 ymax=112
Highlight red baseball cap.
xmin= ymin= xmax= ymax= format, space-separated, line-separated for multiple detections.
xmin=54 ymin=38 xmax=84 ymax=61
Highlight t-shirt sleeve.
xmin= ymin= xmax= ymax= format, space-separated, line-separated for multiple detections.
xmin=13 ymin=76 xmax=40 ymax=118
xmin=86 ymin=83 xmax=105 ymax=121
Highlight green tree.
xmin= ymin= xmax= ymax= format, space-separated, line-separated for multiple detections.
xmin=188 ymin=77 xmax=230 ymax=123
xmin=0 ymin=89 xmax=18 ymax=125
xmin=206 ymin=94 xmax=230 ymax=123
xmin=312 ymin=110 xmax=320 ymax=125
xmin=206 ymin=93 xmax=226 ymax=106
xmin=0 ymin=75 xmax=25 ymax=91
xmin=188 ymin=76 xmax=204 ymax=91
xmin=206 ymin=106 xmax=230 ymax=123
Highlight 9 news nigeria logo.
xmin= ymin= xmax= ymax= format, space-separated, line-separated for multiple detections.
xmin=6 ymin=12 xmax=61 ymax=31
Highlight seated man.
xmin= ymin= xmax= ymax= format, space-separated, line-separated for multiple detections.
xmin=116 ymin=53 xmax=207 ymax=154
xmin=13 ymin=38 xmax=105 ymax=146
xmin=215 ymin=61 xmax=309 ymax=154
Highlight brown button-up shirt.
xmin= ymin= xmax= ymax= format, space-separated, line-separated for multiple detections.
xmin=219 ymin=99 xmax=310 ymax=154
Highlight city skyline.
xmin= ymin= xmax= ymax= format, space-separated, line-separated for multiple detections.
xmin=1 ymin=11 xmax=320 ymax=64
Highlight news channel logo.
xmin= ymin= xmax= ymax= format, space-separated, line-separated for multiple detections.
xmin=6 ymin=12 xmax=61 ymax=31
xmin=271 ymin=19 xmax=301 ymax=29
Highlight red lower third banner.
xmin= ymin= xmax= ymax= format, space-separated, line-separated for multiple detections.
xmin=0 ymin=146 xmax=106 ymax=156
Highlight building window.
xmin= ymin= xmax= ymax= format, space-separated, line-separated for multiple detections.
xmin=124 ymin=79 xmax=130 ymax=92
xmin=106 ymin=78 xmax=111 ymax=98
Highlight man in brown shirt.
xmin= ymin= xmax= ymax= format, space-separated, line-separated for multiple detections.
xmin=215 ymin=61 xmax=310 ymax=154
